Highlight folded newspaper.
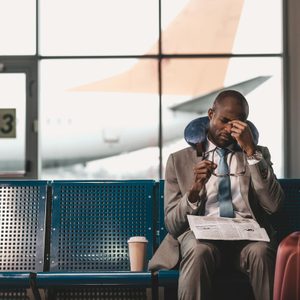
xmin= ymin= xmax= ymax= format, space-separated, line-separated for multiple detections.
xmin=187 ymin=215 xmax=270 ymax=242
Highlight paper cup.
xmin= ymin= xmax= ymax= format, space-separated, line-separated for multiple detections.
xmin=127 ymin=236 xmax=148 ymax=272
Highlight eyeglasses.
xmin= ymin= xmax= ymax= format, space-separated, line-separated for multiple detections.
xmin=203 ymin=147 xmax=247 ymax=177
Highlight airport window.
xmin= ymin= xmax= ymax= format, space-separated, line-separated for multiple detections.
xmin=0 ymin=0 xmax=283 ymax=179
xmin=39 ymin=0 xmax=159 ymax=56
xmin=0 ymin=0 xmax=36 ymax=55
xmin=39 ymin=59 xmax=159 ymax=179
xmin=162 ymin=57 xmax=283 ymax=177
xmin=161 ymin=0 xmax=282 ymax=54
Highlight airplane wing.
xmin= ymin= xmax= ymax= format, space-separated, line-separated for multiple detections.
xmin=170 ymin=76 xmax=271 ymax=113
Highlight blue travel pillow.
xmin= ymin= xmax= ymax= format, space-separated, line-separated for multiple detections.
xmin=184 ymin=116 xmax=259 ymax=154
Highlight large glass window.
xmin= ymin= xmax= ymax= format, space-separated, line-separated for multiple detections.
xmin=40 ymin=0 xmax=159 ymax=56
xmin=0 ymin=0 xmax=36 ymax=55
xmin=1 ymin=0 xmax=283 ymax=179
xmin=162 ymin=57 xmax=283 ymax=176
xmin=161 ymin=0 xmax=282 ymax=54
xmin=38 ymin=0 xmax=283 ymax=179
xmin=40 ymin=59 xmax=159 ymax=179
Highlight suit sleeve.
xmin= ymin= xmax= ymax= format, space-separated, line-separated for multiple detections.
xmin=164 ymin=154 xmax=206 ymax=238
xmin=248 ymin=146 xmax=284 ymax=214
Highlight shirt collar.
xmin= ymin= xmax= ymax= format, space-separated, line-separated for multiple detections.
xmin=205 ymin=137 xmax=235 ymax=153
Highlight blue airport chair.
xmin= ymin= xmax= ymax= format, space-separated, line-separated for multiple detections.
xmin=275 ymin=179 xmax=300 ymax=237
xmin=0 ymin=180 xmax=48 ymax=300
xmin=36 ymin=180 xmax=156 ymax=300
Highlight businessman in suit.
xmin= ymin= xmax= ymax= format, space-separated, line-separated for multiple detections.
xmin=149 ymin=90 xmax=284 ymax=300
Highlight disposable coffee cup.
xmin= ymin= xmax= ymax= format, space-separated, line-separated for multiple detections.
xmin=127 ymin=236 xmax=148 ymax=272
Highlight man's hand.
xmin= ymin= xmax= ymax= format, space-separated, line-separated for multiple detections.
xmin=229 ymin=120 xmax=256 ymax=156
xmin=189 ymin=160 xmax=217 ymax=203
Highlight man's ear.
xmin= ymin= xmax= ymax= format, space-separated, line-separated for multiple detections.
xmin=208 ymin=108 xmax=214 ymax=120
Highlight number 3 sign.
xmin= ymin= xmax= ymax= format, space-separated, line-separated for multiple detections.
xmin=0 ymin=109 xmax=16 ymax=138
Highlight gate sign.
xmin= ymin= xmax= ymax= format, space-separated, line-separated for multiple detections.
xmin=0 ymin=109 xmax=16 ymax=138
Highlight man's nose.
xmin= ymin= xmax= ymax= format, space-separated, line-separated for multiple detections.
xmin=224 ymin=123 xmax=232 ymax=133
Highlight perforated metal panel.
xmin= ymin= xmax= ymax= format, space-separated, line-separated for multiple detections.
xmin=0 ymin=290 xmax=30 ymax=300
xmin=0 ymin=181 xmax=47 ymax=272
xmin=50 ymin=181 xmax=155 ymax=272
xmin=51 ymin=287 xmax=147 ymax=300
xmin=278 ymin=179 xmax=300 ymax=235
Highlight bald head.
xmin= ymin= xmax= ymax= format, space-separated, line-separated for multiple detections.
xmin=213 ymin=90 xmax=249 ymax=121
xmin=207 ymin=90 xmax=250 ymax=147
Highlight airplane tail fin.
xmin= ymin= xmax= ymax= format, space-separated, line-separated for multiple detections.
xmin=170 ymin=76 xmax=271 ymax=114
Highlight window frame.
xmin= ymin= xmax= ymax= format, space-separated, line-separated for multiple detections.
xmin=0 ymin=0 xmax=287 ymax=179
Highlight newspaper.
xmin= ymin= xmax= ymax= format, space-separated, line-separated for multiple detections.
xmin=187 ymin=215 xmax=270 ymax=242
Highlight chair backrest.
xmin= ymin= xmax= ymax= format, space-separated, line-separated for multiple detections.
xmin=49 ymin=180 xmax=155 ymax=271
xmin=0 ymin=180 xmax=48 ymax=272
xmin=276 ymin=179 xmax=300 ymax=240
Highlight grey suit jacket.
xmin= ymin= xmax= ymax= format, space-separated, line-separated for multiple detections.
xmin=148 ymin=145 xmax=284 ymax=271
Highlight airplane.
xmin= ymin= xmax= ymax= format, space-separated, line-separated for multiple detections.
xmin=40 ymin=76 xmax=269 ymax=168
xmin=0 ymin=0 xmax=272 ymax=173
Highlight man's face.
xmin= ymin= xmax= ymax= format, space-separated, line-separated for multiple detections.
xmin=207 ymin=97 xmax=247 ymax=148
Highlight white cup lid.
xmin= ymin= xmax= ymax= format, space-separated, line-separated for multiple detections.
xmin=127 ymin=236 xmax=148 ymax=243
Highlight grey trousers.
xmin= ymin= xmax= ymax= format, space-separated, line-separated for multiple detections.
xmin=178 ymin=230 xmax=276 ymax=300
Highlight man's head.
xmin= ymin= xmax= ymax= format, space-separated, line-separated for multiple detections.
xmin=207 ymin=90 xmax=249 ymax=148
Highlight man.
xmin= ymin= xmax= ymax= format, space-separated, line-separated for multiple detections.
xmin=149 ymin=90 xmax=284 ymax=300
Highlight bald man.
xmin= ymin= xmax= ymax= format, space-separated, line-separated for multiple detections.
xmin=149 ymin=90 xmax=284 ymax=300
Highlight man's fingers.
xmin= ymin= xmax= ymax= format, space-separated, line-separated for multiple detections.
xmin=193 ymin=162 xmax=216 ymax=173
xmin=194 ymin=160 xmax=216 ymax=168
xmin=193 ymin=161 xmax=217 ymax=181
xmin=230 ymin=127 xmax=242 ymax=135
xmin=228 ymin=120 xmax=247 ymax=128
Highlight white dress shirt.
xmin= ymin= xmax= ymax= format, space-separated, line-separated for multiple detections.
xmin=188 ymin=139 xmax=260 ymax=218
